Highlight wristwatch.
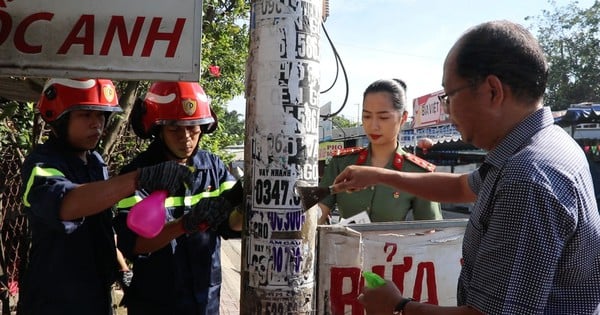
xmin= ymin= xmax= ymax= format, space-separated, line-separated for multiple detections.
xmin=393 ymin=298 xmax=414 ymax=314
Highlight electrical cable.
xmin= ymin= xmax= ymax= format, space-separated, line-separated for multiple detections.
xmin=320 ymin=21 xmax=349 ymax=120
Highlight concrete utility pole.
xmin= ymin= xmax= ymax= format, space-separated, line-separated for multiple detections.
xmin=241 ymin=0 xmax=322 ymax=313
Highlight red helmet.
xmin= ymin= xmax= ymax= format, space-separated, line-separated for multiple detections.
xmin=37 ymin=78 xmax=123 ymax=123
xmin=133 ymin=81 xmax=217 ymax=138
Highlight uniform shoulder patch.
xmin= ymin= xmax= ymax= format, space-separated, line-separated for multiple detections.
xmin=404 ymin=152 xmax=436 ymax=172
xmin=331 ymin=147 xmax=365 ymax=157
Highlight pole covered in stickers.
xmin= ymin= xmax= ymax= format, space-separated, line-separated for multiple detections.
xmin=240 ymin=0 xmax=323 ymax=313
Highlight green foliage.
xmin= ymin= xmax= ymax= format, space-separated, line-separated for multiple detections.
xmin=0 ymin=101 xmax=35 ymax=155
xmin=199 ymin=105 xmax=245 ymax=163
xmin=331 ymin=114 xmax=357 ymax=128
xmin=527 ymin=1 xmax=600 ymax=109
xmin=195 ymin=0 xmax=250 ymax=163
xmin=200 ymin=0 xmax=250 ymax=104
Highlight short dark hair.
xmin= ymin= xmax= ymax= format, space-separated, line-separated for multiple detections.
xmin=363 ymin=78 xmax=408 ymax=112
xmin=455 ymin=20 xmax=548 ymax=103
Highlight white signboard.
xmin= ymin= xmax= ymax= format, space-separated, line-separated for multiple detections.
xmin=317 ymin=220 xmax=467 ymax=314
xmin=0 ymin=0 xmax=202 ymax=81
xmin=413 ymin=90 xmax=450 ymax=128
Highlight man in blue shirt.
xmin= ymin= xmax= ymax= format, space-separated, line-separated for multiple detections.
xmin=333 ymin=20 xmax=600 ymax=315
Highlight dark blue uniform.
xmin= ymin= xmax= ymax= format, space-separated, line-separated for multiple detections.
xmin=20 ymin=137 xmax=116 ymax=315
xmin=113 ymin=140 xmax=239 ymax=315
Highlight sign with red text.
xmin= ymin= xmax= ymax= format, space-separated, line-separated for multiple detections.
xmin=316 ymin=220 xmax=467 ymax=315
xmin=0 ymin=0 xmax=202 ymax=81
xmin=412 ymin=90 xmax=451 ymax=128
xmin=318 ymin=141 xmax=344 ymax=160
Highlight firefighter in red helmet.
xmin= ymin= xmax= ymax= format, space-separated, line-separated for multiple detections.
xmin=19 ymin=78 xmax=194 ymax=315
xmin=130 ymin=80 xmax=218 ymax=160
xmin=38 ymin=78 xmax=122 ymax=122
xmin=37 ymin=78 xmax=122 ymax=150
xmin=114 ymin=81 xmax=244 ymax=315
xmin=134 ymin=81 xmax=215 ymax=134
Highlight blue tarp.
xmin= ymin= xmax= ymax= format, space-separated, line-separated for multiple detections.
xmin=555 ymin=104 xmax=600 ymax=127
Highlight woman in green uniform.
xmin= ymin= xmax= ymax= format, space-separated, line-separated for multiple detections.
xmin=318 ymin=79 xmax=443 ymax=224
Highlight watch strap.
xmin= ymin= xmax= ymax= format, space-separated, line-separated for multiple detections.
xmin=393 ymin=297 xmax=414 ymax=314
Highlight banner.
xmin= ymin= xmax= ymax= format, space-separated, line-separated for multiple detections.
xmin=412 ymin=90 xmax=450 ymax=128
xmin=316 ymin=220 xmax=467 ymax=315
xmin=0 ymin=0 xmax=202 ymax=81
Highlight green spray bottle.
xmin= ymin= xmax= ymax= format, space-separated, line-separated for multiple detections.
xmin=362 ymin=271 xmax=386 ymax=288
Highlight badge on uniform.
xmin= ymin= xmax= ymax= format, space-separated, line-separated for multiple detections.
xmin=393 ymin=191 xmax=400 ymax=199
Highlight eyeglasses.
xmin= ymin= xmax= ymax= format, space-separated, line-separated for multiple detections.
xmin=438 ymin=84 xmax=474 ymax=112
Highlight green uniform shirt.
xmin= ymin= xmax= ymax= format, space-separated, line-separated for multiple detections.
xmin=319 ymin=144 xmax=443 ymax=222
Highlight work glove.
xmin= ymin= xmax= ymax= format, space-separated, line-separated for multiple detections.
xmin=138 ymin=161 xmax=194 ymax=195
xmin=182 ymin=196 xmax=233 ymax=233
xmin=221 ymin=179 xmax=244 ymax=211
xmin=118 ymin=270 xmax=133 ymax=289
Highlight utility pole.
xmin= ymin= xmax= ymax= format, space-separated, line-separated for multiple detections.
xmin=241 ymin=0 xmax=322 ymax=313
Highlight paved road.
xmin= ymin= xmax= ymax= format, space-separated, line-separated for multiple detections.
xmin=220 ymin=239 xmax=242 ymax=314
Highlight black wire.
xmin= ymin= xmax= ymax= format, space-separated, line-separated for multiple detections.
xmin=320 ymin=21 xmax=349 ymax=120
xmin=320 ymin=48 xmax=339 ymax=93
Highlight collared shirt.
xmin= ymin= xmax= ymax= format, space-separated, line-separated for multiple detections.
xmin=113 ymin=140 xmax=239 ymax=315
xmin=460 ymin=107 xmax=600 ymax=314
xmin=320 ymin=144 xmax=442 ymax=222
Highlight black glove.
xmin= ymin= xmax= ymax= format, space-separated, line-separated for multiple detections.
xmin=182 ymin=197 xmax=233 ymax=233
xmin=221 ymin=179 xmax=244 ymax=211
xmin=138 ymin=161 xmax=194 ymax=195
xmin=118 ymin=270 xmax=133 ymax=289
